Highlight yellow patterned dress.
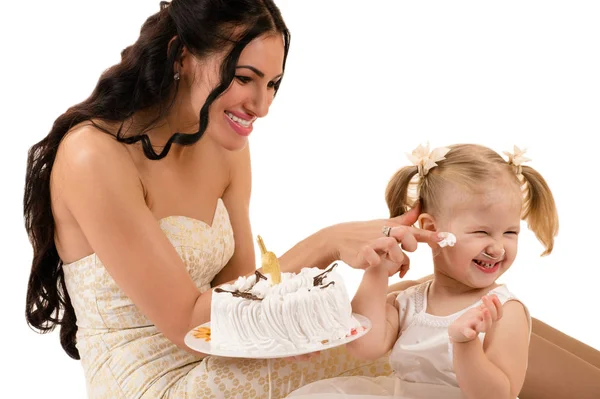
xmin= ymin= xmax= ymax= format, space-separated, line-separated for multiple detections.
xmin=62 ymin=199 xmax=391 ymax=399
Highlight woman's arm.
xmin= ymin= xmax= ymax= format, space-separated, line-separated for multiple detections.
xmin=345 ymin=265 xmax=400 ymax=360
xmin=55 ymin=129 xmax=245 ymax=353
xmin=278 ymin=232 xmax=334 ymax=272
xmin=281 ymin=208 xmax=441 ymax=275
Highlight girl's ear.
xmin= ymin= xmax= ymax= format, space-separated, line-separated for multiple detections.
xmin=418 ymin=213 xmax=437 ymax=249
xmin=418 ymin=213 xmax=436 ymax=231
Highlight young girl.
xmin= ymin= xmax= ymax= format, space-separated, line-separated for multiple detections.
xmin=287 ymin=143 xmax=559 ymax=399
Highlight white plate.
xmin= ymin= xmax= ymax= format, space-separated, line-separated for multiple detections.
xmin=184 ymin=313 xmax=371 ymax=359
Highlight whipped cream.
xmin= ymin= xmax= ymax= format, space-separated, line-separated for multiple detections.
xmin=210 ymin=266 xmax=358 ymax=352
xmin=438 ymin=232 xmax=457 ymax=248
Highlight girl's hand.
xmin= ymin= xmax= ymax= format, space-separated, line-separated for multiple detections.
xmin=449 ymin=294 xmax=503 ymax=343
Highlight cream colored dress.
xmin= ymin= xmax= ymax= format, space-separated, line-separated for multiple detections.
xmin=62 ymin=198 xmax=392 ymax=399
xmin=287 ymin=281 xmax=531 ymax=399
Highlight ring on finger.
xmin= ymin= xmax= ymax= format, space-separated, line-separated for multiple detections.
xmin=382 ymin=226 xmax=392 ymax=237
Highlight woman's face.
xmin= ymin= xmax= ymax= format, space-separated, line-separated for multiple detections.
xmin=177 ymin=33 xmax=285 ymax=151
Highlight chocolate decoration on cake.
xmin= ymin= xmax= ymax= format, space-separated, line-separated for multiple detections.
xmin=214 ymin=271 xmax=268 ymax=301
xmin=245 ymin=271 xmax=267 ymax=292
xmin=214 ymin=288 xmax=264 ymax=301
xmin=255 ymin=270 xmax=267 ymax=281
xmin=319 ymin=281 xmax=335 ymax=289
xmin=313 ymin=262 xmax=338 ymax=286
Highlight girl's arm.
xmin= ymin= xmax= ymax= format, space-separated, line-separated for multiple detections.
xmin=346 ymin=265 xmax=400 ymax=360
xmin=453 ymin=300 xmax=530 ymax=399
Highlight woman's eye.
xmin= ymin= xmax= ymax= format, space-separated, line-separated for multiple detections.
xmin=235 ymin=76 xmax=251 ymax=84
xmin=268 ymin=80 xmax=281 ymax=90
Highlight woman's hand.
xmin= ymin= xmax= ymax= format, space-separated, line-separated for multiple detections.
xmin=327 ymin=206 xmax=442 ymax=277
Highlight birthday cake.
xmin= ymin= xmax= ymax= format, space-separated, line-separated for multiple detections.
xmin=208 ymin=237 xmax=359 ymax=352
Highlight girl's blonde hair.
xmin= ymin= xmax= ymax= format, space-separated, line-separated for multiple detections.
xmin=385 ymin=144 xmax=559 ymax=255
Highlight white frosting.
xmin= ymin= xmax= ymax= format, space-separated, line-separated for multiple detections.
xmin=438 ymin=232 xmax=457 ymax=248
xmin=210 ymin=266 xmax=359 ymax=352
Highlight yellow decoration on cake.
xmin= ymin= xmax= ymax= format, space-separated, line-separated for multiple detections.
xmin=257 ymin=235 xmax=281 ymax=285
xmin=193 ymin=326 xmax=211 ymax=342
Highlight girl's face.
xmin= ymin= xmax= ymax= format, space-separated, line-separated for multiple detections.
xmin=426 ymin=181 xmax=523 ymax=289
xmin=175 ymin=33 xmax=285 ymax=151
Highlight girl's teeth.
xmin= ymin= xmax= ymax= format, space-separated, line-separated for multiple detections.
xmin=474 ymin=259 xmax=495 ymax=268
xmin=226 ymin=112 xmax=251 ymax=127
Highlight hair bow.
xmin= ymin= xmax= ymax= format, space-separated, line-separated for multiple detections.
xmin=503 ymin=145 xmax=531 ymax=175
xmin=406 ymin=142 xmax=451 ymax=177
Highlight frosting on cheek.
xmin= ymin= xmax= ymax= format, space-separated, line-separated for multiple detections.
xmin=438 ymin=232 xmax=457 ymax=248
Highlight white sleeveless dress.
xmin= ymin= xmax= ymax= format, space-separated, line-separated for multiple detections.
xmin=286 ymin=281 xmax=531 ymax=399
xmin=62 ymin=199 xmax=393 ymax=398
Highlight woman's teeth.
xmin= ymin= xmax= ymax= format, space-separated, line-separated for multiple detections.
xmin=226 ymin=112 xmax=251 ymax=127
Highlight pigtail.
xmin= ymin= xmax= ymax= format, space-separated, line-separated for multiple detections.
xmin=385 ymin=166 xmax=420 ymax=217
xmin=520 ymin=166 xmax=559 ymax=256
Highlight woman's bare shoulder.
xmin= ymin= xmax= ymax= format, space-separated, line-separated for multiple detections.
xmin=52 ymin=122 xmax=144 ymax=224
xmin=56 ymin=122 xmax=133 ymax=166
xmin=53 ymin=122 xmax=141 ymax=191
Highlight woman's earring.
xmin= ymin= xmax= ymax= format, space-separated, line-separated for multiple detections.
xmin=174 ymin=72 xmax=180 ymax=81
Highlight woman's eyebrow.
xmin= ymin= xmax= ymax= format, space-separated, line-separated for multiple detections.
xmin=236 ymin=65 xmax=283 ymax=80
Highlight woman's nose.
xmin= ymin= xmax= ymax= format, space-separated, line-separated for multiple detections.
xmin=247 ymin=88 xmax=272 ymax=118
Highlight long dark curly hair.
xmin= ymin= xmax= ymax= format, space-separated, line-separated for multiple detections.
xmin=24 ymin=0 xmax=290 ymax=359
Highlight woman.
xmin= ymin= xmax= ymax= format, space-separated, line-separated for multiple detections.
xmin=23 ymin=1 xmax=434 ymax=397
xmin=23 ymin=0 xmax=599 ymax=398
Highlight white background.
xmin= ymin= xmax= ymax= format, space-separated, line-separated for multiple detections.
xmin=2 ymin=1 xmax=599 ymax=397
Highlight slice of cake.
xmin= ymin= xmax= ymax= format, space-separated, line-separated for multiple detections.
xmin=210 ymin=262 xmax=359 ymax=353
